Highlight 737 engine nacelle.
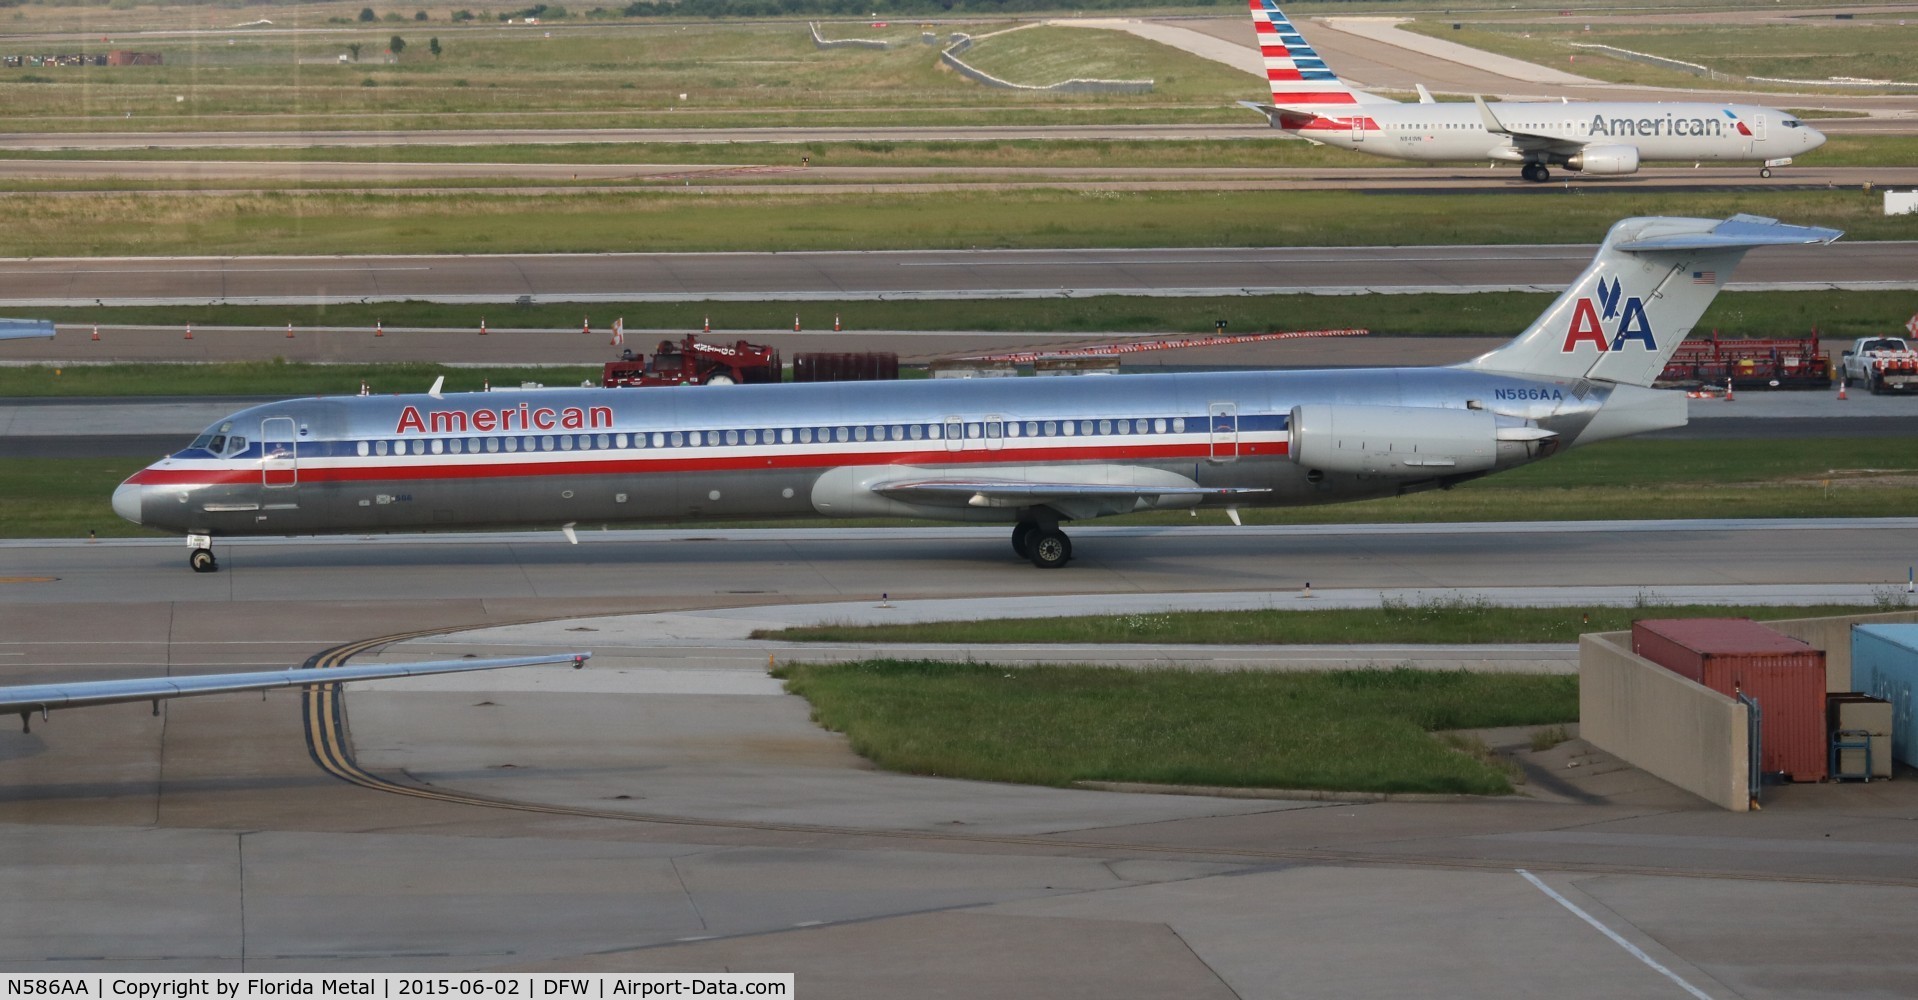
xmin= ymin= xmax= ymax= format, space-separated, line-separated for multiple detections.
xmin=1565 ymin=144 xmax=1640 ymax=175
xmin=1288 ymin=404 xmax=1500 ymax=477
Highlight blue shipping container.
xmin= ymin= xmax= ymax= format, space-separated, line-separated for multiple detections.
xmin=1851 ymin=624 xmax=1918 ymax=767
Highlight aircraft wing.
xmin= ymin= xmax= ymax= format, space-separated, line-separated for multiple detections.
xmin=873 ymin=477 xmax=1271 ymax=510
xmin=0 ymin=319 xmax=56 ymax=341
xmin=1 ymin=652 xmax=590 ymax=724
xmin=1473 ymin=96 xmax=1582 ymax=154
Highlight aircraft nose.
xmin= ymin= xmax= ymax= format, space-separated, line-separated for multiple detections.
xmin=112 ymin=483 xmax=144 ymax=525
xmin=1806 ymin=126 xmax=1828 ymax=150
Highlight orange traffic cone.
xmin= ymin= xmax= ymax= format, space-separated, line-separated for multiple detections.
xmin=703 ymin=316 xmax=710 ymax=333
xmin=285 ymin=322 xmax=294 ymax=339
xmin=833 ymin=313 xmax=841 ymax=332
xmin=1724 ymin=378 xmax=1734 ymax=402
xmin=1838 ymin=379 xmax=1848 ymax=400
xmin=184 ymin=323 xmax=192 ymax=340
xmin=480 ymin=317 xmax=487 ymax=336
xmin=90 ymin=324 xmax=99 ymax=341
xmin=582 ymin=316 xmax=590 ymax=336
xmin=794 ymin=314 xmax=801 ymax=332
xmin=482 ymin=378 xmax=490 ymax=391
xmin=375 ymin=319 xmax=384 ymax=338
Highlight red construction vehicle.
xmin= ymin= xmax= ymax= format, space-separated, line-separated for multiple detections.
xmin=1657 ymin=329 xmax=1832 ymax=390
xmin=601 ymin=336 xmax=782 ymax=387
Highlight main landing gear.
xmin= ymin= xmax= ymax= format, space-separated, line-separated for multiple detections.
xmin=1521 ymin=163 xmax=1551 ymax=183
xmin=1012 ymin=520 xmax=1072 ymax=569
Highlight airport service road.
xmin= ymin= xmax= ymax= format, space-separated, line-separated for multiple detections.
xmin=2 ymin=519 xmax=1913 ymax=608
xmin=0 ymin=241 xmax=1910 ymax=310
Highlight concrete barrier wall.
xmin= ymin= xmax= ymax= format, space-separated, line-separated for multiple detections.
xmin=1761 ymin=610 xmax=1918 ymax=692
xmin=1580 ymin=631 xmax=1750 ymax=812
xmin=941 ymin=32 xmax=1153 ymax=95
xmin=810 ymin=22 xmax=889 ymax=51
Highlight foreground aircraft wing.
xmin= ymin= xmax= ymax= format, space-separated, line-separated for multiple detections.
xmin=874 ymin=478 xmax=1271 ymax=509
xmin=2 ymin=652 xmax=590 ymax=729
xmin=0 ymin=319 xmax=56 ymax=341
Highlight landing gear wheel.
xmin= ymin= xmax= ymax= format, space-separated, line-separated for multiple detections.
xmin=189 ymin=548 xmax=218 ymax=573
xmin=1027 ymin=528 xmax=1071 ymax=569
xmin=1011 ymin=521 xmax=1038 ymax=559
xmin=1522 ymin=163 xmax=1549 ymax=183
xmin=1760 ymin=167 xmax=1773 ymax=179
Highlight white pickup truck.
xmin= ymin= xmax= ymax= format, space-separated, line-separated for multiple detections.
xmin=1839 ymin=336 xmax=1918 ymax=394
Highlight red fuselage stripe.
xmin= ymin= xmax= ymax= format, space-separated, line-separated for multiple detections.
xmin=125 ymin=441 xmax=1290 ymax=487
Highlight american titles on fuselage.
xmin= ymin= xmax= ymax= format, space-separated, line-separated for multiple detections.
xmin=396 ymin=403 xmax=615 ymax=435
xmin=1588 ymin=112 xmax=1743 ymax=139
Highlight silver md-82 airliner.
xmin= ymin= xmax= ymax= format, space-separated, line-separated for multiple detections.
xmin=114 ymin=215 xmax=1837 ymax=571
xmin=1241 ymin=0 xmax=1826 ymax=182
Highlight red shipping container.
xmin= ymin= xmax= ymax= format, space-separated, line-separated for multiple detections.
xmin=1631 ymin=618 xmax=1827 ymax=781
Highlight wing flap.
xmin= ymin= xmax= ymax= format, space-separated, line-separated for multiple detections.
xmin=875 ymin=478 xmax=1271 ymax=509
xmin=0 ymin=653 xmax=590 ymax=716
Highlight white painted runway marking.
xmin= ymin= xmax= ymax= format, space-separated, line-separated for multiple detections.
xmin=1517 ymin=869 xmax=1715 ymax=1000
xmin=897 ymin=254 xmax=1588 ymax=266
xmin=0 ymin=266 xmax=432 ymax=275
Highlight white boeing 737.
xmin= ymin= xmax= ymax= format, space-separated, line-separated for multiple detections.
xmin=113 ymin=215 xmax=1837 ymax=571
xmin=1240 ymin=0 xmax=1825 ymax=181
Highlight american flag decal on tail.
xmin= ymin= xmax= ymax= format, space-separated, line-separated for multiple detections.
xmin=1692 ymin=270 xmax=1717 ymax=284
xmin=1250 ymin=0 xmax=1359 ymax=106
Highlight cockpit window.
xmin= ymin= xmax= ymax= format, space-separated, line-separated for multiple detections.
xmin=1783 ymin=119 xmax=1802 ymax=128
xmin=225 ymin=436 xmax=247 ymax=455
xmin=191 ymin=420 xmax=236 ymax=453
xmin=206 ymin=435 xmax=226 ymax=453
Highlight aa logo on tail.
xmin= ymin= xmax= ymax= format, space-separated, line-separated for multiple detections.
xmin=1560 ymin=277 xmax=1656 ymax=353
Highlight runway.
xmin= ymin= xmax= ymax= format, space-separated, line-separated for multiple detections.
xmin=1 ymin=240 xmax=1910 ymax=309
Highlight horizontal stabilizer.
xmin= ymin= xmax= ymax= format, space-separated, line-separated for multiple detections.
xmin=1616 ymin=213 xmax=1842 ymax=252
xmin=0 ymin=319 xmax=56 ymax=341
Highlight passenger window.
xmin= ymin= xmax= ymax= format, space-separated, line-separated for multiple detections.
xmin=652 ymin=432 xmax=665 ymax=448
xmin=725 ymin=429 xmax=739 ymax=446
xmin=1098 ymin=420 xmax=1111 ymax=435
xmin=504 ymin=437 xmax=518 ymax=452
xmin=431 ymin=440 xmax=444 ymax=455
xmin=1173 ymin=418 xmax=1186 ymax=433
xmin=688 ymin=431 xmax=702 ymax=447
xmin=1024 ymin=422 xmax=1038 ymax=437
xmin=800 ymin=428 xmax=813 ymax=444
xmin=891 ymin=425 xmax=904 ymax=440
xmin=598 ymin=434 xmax=611 ymax=448
xmin=486 ymin=438 xmax=500 ymax=453
xmin=744 ymin=430 xmax=757 ymax=445
xmin=1062 ymin=422 xmax=1075 ymax=437
xmin=835 ymin=427 xmax=850 ymax=443
xmin=539 ymin=435 xmax=554 ymax=450
xmin=558 ymin=436 xmax=573 ymax=451
xmin=927 ymin=424 xmax=941 ymax=440
xmin=986 ymin=421 xmax=1001 ymax=439
xmin=1155 ymin=418 xmax=1168 ymax=434
xmin=374 ymin=440 xmax=388 ymax=456
xmin=1045 ymin=421 xmax=1057 ymax=436
xmin=670 ymin=432 xmax=684 ymax=447
xmin=780 ymin=428 xmax=794 ymax=444
xmin=909 ymin=424 xmax=923 ymax=440
xmin=854 ymin=426 xmax=868 ymax=442
xmin=1007 ymin=423 xmax=1021 ymax=438
xmin=1080 ymin=421 xmax=1093 ymax=436
xmin=356 ymin=441 xmax=369 ymax=457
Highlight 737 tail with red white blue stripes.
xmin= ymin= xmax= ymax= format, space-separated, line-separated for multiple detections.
xmin=114 ymin=216 xmax=1838 ymax=571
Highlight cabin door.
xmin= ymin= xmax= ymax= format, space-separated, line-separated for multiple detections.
xmin=1349 ymin=116 xmax=1365 ymax=142
xmin=261 ymin=416 xmax=298 ymax=489
xmin=1753 ymin=114 xmax=1767 ymax=141
xmin=1208 ymin=402 xmax=1239 ymax=463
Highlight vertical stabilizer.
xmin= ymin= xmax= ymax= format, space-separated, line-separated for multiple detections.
xmin=1247 ymin=0 xmax=1395 ymax=108
xmin=1456 ymin=215 xmax=1841 ymax=387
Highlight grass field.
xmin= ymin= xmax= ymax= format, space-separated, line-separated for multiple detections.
xmin=754 ymin=600 xmax=1896 ymax=646
xmin=4 ymin=188 xmax=1908 ymax=257
xmin=19 ymin=435 xmax=1917 ymax=541
xmin=17 ymin=289 xmax=1908 ymax=346
xmin=775 ymin=659 xmax=1578 ymax=794
xmin=1403 ymin=19 xmax=1918 ymax=92
xmin=5 ymin=134 xmax=1913 ymax=172
xmin=954 ymin=24 xmax=1250 ymax=96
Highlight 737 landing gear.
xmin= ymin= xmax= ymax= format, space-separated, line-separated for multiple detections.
xmin=1760 ymin=167 xmax=1774 ymax=178
xmin=189 ymin=548 xmax=218 ymax=573
xmin=1521 ymin=163 xmax=1551 ymax=183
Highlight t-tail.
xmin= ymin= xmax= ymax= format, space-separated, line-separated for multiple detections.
xmin=1242 ymin=0 xmax=1395 ymax=118
xmin=1457 ymin=215 xmax=1842 ymax=387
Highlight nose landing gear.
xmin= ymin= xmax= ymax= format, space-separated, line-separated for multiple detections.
xmin=189 ymin=548 xmax=218 ymax=573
